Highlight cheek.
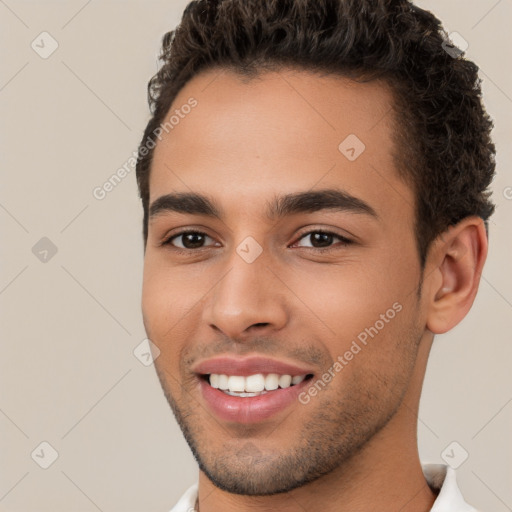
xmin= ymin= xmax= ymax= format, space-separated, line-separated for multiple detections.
xmin=142 ymin=254 xmax=202 ymax=327
xmin=290 ymin=255 xmax=419 ymax=378
xmin=141 ymin=261 xmax=167 ymax=337
xmin=311 ymin=299 xmax=419 ymax=415
xmin=141 ymin=259 xmax=188 ymax=361
xmin=293 ymin=262 xmax=406 ymax=331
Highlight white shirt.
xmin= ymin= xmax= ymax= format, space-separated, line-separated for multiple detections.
xmin=169 ymin=464 xmax=478 ymax=511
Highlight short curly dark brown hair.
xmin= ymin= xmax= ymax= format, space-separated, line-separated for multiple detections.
xmin=136 ymin=0 xmax=496 ymax=267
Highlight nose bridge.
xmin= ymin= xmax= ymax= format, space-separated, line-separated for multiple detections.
xmin=203 ymin=239 xmax=288 ymax=337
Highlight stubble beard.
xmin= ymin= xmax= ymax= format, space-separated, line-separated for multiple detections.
xmin=154 ymin=361 xmax=412 ymax=496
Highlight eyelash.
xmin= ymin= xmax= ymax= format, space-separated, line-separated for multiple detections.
xmin=160 ymin=228 xmax=353 ymax=254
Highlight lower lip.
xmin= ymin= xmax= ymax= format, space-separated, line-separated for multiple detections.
xmin=199 ymin=378 xmax=311 ymax=424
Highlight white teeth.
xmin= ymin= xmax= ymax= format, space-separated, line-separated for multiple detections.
xmin=278 ymin=374 xmax=292 ymax=388
xmin=210 ymin=374 xmax=219 ymax=389
xmin=208 ymin=373 xmax=308 ymax=394
xmin=245 ymin=374 xmax=265 ymax=392
xmin=228 ymin=375 xmax=245 ymax=392
xmin=291 ymin=375 xmax=306 ymax=385
xmin=224 ymin=390 xmax=267 ymax=397
xmin=218 ymin=374 xmax=229 ymax=390
xmin=265 ymin=373 xmax=279 ymax=390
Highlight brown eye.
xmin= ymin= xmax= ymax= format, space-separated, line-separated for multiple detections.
xmin=294 ymin=230 xmax=352 ymax=250
xmin=163 ymin=231 xmax=217 ymax=250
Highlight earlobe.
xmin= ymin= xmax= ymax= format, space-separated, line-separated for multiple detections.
xmin=426 ymin=217 xmax=488 ymax=335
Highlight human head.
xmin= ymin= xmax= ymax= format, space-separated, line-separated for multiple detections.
xmin=137 ymin=0 xmax=495 ymax=501
xmin=136 ymin=0 xmax=496 ymax=268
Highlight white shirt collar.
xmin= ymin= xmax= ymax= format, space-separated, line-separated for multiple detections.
xmin=170 ymin=464 xmax=477 ymax=511
xmin=423 ymin=464 xmax=478 ymax=511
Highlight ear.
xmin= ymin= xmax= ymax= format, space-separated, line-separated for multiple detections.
xmin=425 ymin=216 xmax=488 ymax=334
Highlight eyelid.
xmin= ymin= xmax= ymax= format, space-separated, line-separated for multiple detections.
xmin=290 ymin=228 xmax=353 ymax=249
xmin=161 ymin=228 xmax=217 ymax=249
xmin=161 ymin=227 xmax=353 ymax=253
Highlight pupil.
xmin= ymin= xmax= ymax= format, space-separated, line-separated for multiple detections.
xmin=184 ymin=233 xmax=204 ymax=248
xmin=312 ymin=232 xmax=332 ymax=247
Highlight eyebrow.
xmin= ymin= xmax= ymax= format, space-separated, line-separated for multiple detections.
xmin=148 ymin=188 xmax=378 ymax=222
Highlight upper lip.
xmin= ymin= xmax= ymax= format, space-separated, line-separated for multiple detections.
xmin=192 ymin=355 xmax=315 ymax=377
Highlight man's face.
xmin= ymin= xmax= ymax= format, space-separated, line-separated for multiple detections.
xmin=142 ymin=69 xmax=427 ymax=494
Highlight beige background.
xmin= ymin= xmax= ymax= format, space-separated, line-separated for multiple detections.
xmin=1 ymin=0 xmax=511 ymax=510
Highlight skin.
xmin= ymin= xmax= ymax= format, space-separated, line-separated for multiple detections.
xmin=141 ymin=68 xmax=488 ymax=512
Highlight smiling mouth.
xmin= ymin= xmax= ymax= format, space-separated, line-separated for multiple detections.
xmin=201 ymin=373 xmax=315 ymax=397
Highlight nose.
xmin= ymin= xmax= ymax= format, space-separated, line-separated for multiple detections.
xmin=201 ymin=247 xmax=289 ymax=340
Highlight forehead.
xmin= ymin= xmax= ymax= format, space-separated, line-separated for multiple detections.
xmin=149 ymin=68 xmax=413 ymax=220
